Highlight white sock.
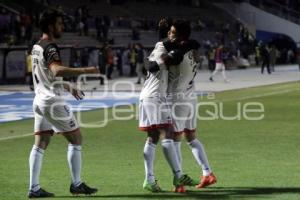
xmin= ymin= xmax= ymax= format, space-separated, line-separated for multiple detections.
xmin=29 ymin=145 xmax=44 ymax=191
xmin=174 ymin=142 xmax=182 ymax=171
xmin=67 ymin=144 xmax=82 ymax=186
xmin=211 ymin=69 xmax=218 ymax=77
xmin=222 ymin=69 xmax=228 ymax=81
xmin=188 ymin=139 xmax=212 ymax=176
xmin=161 ymin=139 xmax=182 ymax=179
xmin=143 ymin=141 xmax=156 ymax=183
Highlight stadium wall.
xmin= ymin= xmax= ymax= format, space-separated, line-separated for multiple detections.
xmin=215 ymin=2 xmax=300 ymax=43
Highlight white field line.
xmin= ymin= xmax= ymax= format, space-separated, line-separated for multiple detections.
xmin=215 ymin=88 xmax=300 ymax=103
xmin=0 ymin=133 xmax=33 ymax=141
xmin=0 ymin=118 xmax=116 ymax=141
xmin=1 ymin=88 xmax=299 ymax=142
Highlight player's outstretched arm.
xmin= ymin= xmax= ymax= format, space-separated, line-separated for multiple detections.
xmin=49 ymin=63 xmax=100 ymax=77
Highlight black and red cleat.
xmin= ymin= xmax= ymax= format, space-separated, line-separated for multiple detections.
xmin=70 ymin=182 xmax=98 ymax=195
xmin=28 ymin=188 xmax=55 ymax=198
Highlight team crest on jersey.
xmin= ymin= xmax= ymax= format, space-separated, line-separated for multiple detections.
xmin=69 ymin=120 xmax=76 ymax=128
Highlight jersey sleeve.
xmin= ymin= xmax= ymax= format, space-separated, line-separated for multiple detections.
xmin=43 ymin=44 xmax=62 ymax=67
xmin=151 ymin=42 xmax=167 ymax=67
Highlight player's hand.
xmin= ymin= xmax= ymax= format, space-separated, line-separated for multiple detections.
xmin=71 ymin=88 xmax=85 ymax=100
xmin=85 ymin=66 xmax=100 ymax=74
xmin=161 ymin=49 xmax=184 ymax=66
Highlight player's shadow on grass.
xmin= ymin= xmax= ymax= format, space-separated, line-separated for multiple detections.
xmin=54 ymin=187 xmax=300 ymax=199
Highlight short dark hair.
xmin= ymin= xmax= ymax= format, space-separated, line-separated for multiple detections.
xmin=172 ymin=19 xmax=191 ymax=40
xmin=39 ymin=8 xmax=63 ymax=33
xmin=158 ymin=17 xmax=173 ymax=40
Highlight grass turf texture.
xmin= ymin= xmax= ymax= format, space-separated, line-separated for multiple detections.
xmin=0 ymin=81 xmax=300 ymax=200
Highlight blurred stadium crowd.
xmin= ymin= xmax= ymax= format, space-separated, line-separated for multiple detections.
xmin=0 ymin=0 xmax=298 ymax=84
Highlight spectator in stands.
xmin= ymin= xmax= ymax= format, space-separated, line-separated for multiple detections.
xmin=115 ymin=49 xmax=123 ymax=76
xmin=26 ymin=41 xmax=35 ymax=90
xmin=255 ymin=44 xmax=261 ymax=66
xmin=122 ymin=44 xmax=132 ymax=76
xmin=135 ymin=43 xmax=145 ymax=84
xmin=269 ymin=45 xmax=278 ymax=72
xmin=206 ymin=47 xmax=216 ymax=72
xmin=210 ymin=44 xmax=230 ymax=82
xmin=105 ymin=45 xmax=115 ymax=79
xmin=287 ymin=48 xmax=295 ymax=63
xmin=128 ymin=44 xmax=137 ymax=77
xmin=260 ymin=44 xmax=271 ymax=74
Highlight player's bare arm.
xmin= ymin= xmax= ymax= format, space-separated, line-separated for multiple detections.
xmin=49 ymin=63 xmax=100 ymax=77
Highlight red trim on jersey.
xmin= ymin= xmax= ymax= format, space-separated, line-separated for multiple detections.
xmin=184 ymin=128 xmax=196 ymax=134
xmin=34 ymin=130 xmax=54 ymax=136
xmin=139 ymin=123 xmax=171 ymax=132
xmin=60 ymin=128 xmax=80 ymax=135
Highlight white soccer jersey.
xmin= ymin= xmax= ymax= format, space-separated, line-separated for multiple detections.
xmin=31 ymin=40 xmax=63 ymax=105
xmin=167 ymin=50 xmax=199 ymax=133
xmin=167 ymin=50 xmax=198 ymax=96
xmin=139 ymin=42 xmax=168 ymax=99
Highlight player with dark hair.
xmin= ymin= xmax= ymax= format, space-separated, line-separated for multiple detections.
xmin=28 ymin=9 xmax=99 ymax=198
xmin=140 ymin=19 xmax=198 ymax=193
xmin=209 ymin=44 xmax=230 ymax=82
xmin=165 ymin=20 xmax=217 ymax=193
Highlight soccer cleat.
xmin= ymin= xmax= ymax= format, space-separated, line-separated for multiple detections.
xmin=173 ymin=174 xmax=199 ymax=188
xmin=196 ymin=173 xmax=217 ymax=188
xmin=70 ymin=182 xmax=98 ymax=195
xmin=173 ymin=185 xmax=186 ymax=193
xmin=143 ymin=180 xmax=162 ymax=192
xmin=28 ymin=188 xmax=55 ymax=198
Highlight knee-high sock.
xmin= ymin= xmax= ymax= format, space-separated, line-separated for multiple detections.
xmin=188 ymin=139 xmax=212 ymax=176
xmin=143 ymin=141 xmax=156 ymax=183
xmin=161 ymin=139 xmax=182 ymax=178
xmin=67 ymin=144 xmax=82 ymax=186
xmin=174 ymin=141 xmax=182 ymax=171
xmin=222 ymin=69 xmax=227 ymax=80
xmin=29 ymin=145 xmax=44 ymax=191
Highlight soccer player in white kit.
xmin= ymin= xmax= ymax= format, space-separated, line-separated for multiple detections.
xmin=28 ymin=9 xmax=99 ymax=198
xmin=139 ymin=19 xmax=198 ymax=192
xmin=166 ymin=22 xmax=217 ymax=193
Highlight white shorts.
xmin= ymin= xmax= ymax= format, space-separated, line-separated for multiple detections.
xmin=215 ymin=62 xmax=225 ymax=71
xmin=139 ymin=97 xmax=172 ymax=131
xmin=169 ymin=95 xmax=197 ymax=134
xmin=33 ymin=99 xmax=79 ymax=135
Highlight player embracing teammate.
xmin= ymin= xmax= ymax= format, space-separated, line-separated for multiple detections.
xmin=139 ymin=19 xmax=216 ymax=193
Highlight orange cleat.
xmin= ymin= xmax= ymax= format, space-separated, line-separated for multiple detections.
xmin=173 ymin=185 xmax=186 ymax=193
xmin=196 ymin=173 xmax=217 ymax=189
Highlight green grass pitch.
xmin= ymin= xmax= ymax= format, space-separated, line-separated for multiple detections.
xmin=0 ymin=81 xmax=300 ymax=200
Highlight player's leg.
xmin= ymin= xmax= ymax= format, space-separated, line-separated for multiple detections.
xmin=185 ymin=131 xmax=217 ymax=188
xmin=171 ymin=100 xmax=190 ymax=173
xmin=184 ymin=100 xmax=217 ymax=189
xmin=171 ymin=99 xmax=198 ymax=192
xmin=221 ymin=63 xmax=229 ymax=82
xmin=28 ymin=103 xmax=55 ymax=198
xmin=62 ymin=129 xmax=98 ymax=195
xmin=210 ymin=63 xmax=221 ymax=81
xmin=143 ymin=130 xmax=162 ymax=192
xmin=161 ymin=128 xmax=198 ymax=189
xmin=139 ymin=98 xmax=163 ymax=192
xmin=47 ymin=103 xmax=97 ymax=195
xmin=159 ymin=99 xmax=183 ymax=181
